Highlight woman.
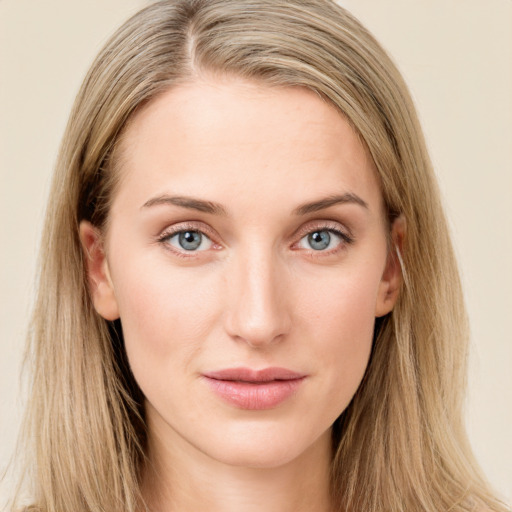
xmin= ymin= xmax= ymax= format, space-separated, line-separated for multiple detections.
xmin=8 ymin=0 xmax=509 ymax=511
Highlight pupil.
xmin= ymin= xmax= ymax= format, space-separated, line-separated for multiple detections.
xmin=308 ymin=231 xmax=330 ymax=250
xmin=179 ymin=231 xmax=201 ymax=250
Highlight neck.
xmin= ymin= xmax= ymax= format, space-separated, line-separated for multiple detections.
xmin=141 ymin=425 xmax=333 ymax=512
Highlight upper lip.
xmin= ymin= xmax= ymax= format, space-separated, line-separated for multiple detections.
xmin=203 ymin=367 xmax=306 ymax=383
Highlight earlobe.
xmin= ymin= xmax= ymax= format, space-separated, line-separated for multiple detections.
xmin=79 ymin=221 xmax=120 ymax=321
xmin=375 ymin=215 xmax=406 ymax=318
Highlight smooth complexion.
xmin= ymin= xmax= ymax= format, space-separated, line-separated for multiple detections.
xmin=80 ymin=78 xmax=403 ymax=512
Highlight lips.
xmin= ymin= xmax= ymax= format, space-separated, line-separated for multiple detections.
xmin=202 ymin=367 xmax=306 ymax=410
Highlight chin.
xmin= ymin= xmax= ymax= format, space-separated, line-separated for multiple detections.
xmin=199 ymin=421 xmax=333 ymax=470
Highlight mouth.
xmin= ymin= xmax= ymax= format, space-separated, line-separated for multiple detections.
xmin=202 ymin=367 xmax=306 ymax=410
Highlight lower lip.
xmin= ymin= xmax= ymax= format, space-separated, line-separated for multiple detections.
xmin=204 ymin=377 xmax=305 ymax=410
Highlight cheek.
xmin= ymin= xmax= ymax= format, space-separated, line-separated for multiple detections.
xmin=301 ymin=259 xmax=382 ymax=343
xmin=110 ymin=256 xmax=222 ymax=382
xmin=300 ymin=263 xmax=383 ymax=407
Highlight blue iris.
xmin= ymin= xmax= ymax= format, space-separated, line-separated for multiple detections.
xmin=178 ymin=231 xmax=202 ymax=251
xmin=308 ymin=231 xmax=331 ymax=250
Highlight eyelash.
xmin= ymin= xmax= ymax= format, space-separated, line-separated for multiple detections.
xmin=156 ymin=220 xmax=354 ymax=259
xmin=157 ymin=222 xmax=219 ymax=259
xmin=293 ymin=221 xmax=354 ymax=256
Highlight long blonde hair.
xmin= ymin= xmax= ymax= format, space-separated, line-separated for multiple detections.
xmin=11 ymin=0 xmax=508 ymax=510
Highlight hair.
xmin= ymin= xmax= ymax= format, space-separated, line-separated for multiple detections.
xmin=9 ymin=0 xmax=508 ymax=511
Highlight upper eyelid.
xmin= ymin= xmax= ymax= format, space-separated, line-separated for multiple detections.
xmin=293 ymin=219 xmax=353 ymax=240
xmin=158 ymin=221 xmax=216 ymax=240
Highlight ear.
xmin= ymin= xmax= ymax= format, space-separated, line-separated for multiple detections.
xmin=375 ymin=215 xmax=406 ymax=318
xmin=79 ymin=221 xmax=120 ymax=321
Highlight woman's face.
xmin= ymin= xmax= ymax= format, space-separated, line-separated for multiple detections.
xmin=82 ymin=78 xmax=401 ymax=469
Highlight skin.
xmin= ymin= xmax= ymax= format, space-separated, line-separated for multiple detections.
xmin=80 ymin=77 xmax=404 ymax=512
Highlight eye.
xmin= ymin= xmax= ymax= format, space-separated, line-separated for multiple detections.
xmin=297 ymin=228 xmax=349 ymax=252
xmin=165 ymin=230 xmax=213 ymax=252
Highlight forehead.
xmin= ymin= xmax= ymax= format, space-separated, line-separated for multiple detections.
xmin=112 ymin=77 xmax=383 ymax=218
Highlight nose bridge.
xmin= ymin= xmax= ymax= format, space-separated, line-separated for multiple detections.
xmin=225 ymin=242 xmax=290 ymax=347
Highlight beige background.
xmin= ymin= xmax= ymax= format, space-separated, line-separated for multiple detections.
xmin=1 ymin=0 xmax=511 ymax=504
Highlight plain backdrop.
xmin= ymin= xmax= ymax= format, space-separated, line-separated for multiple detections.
xmin=1 ymin=0 xmax=511 ymax=504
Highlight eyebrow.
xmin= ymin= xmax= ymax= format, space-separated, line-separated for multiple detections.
xmin=141 ymin=195 xmax=227 ymax=215
xmin=293 ymin=193 xmax=368 ymax=215
xmin=141 ymin=192 xmax=368 ymax=217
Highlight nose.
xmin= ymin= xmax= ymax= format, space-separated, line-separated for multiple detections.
xmin=223 ymin=249 xmax=291 ymax=348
